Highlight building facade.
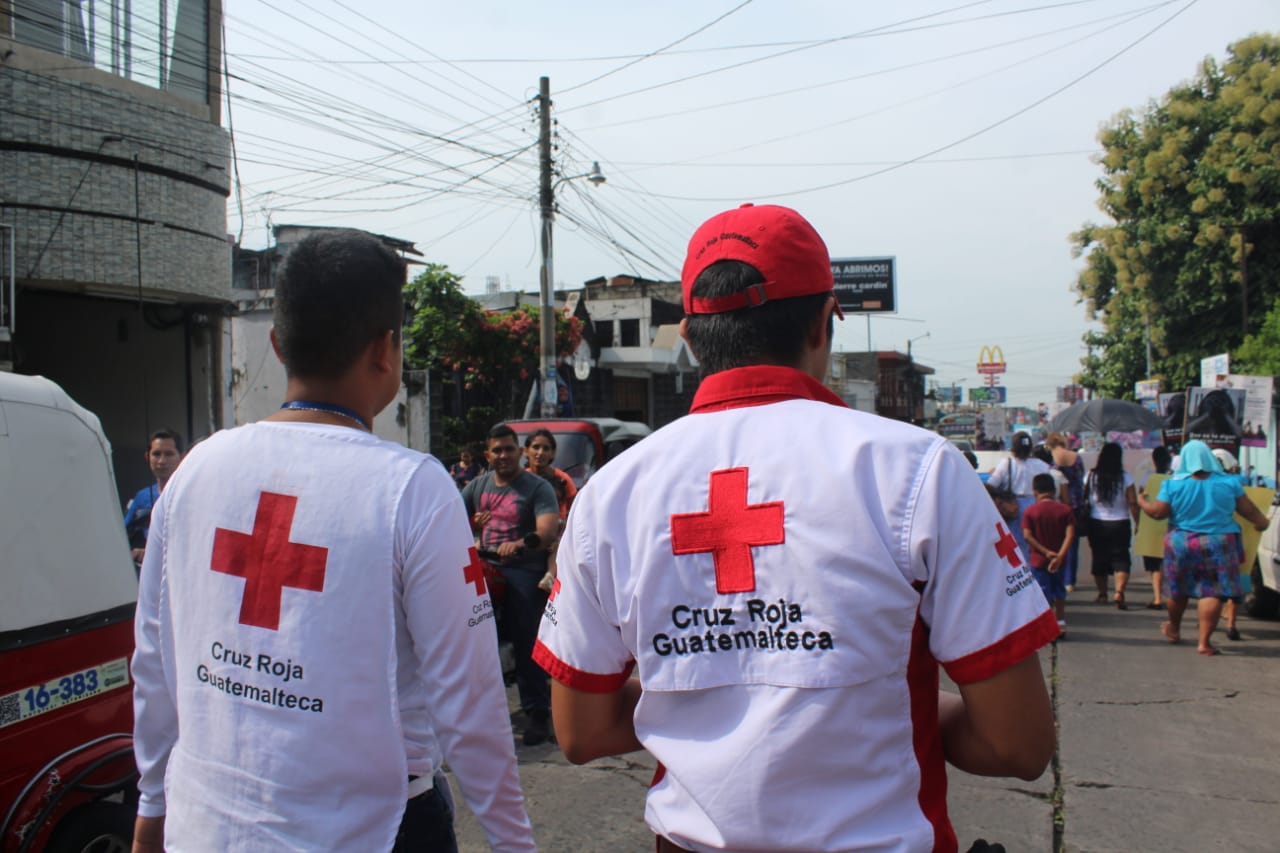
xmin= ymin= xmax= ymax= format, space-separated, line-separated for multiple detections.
xmin=1 ymin=0 xmax=230 ymax=499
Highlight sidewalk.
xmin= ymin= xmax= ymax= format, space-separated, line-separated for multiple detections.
xmin=451 ymin=574 xmax=1280 ymax=852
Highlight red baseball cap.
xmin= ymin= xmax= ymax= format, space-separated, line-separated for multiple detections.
xmin=681 ymin=203 xmax=843 ymax=318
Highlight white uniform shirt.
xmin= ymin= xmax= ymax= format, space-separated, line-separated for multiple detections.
xmin=535 ymin=366 xmax=1058 ymax=853
xmin=133 ymin=422 xmax=534 ymax=852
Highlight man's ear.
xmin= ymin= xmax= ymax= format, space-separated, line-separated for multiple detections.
xmin=678 ymin=317 xmax=700 ymax=361
xmin=268 ymin=327 xmax=284 ymax=363
xmin=368 ymin=329 xmax=398 ymax=374
xmin=806 ymin=297 xmax=836 ymax=351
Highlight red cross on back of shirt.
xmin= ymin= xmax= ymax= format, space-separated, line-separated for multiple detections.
xmin=211 ymin=491 xmax=328 ymax=630
xmin=993 ymin=522 xmax=1023 ymax=568
xmin=670 ymin=467 xmax=785 ymax=594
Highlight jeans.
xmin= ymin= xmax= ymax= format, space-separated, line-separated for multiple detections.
xmin=498 ymin=563 xmax=551 ymax=715
xmin=392 ymin=786 xmax=457 ymax=853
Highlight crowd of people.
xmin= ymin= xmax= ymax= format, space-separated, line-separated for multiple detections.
xmin=981 ymin=431 xmax=1269 ymax=655
xmin=120 ymin=211 xmax=1276 ymax=852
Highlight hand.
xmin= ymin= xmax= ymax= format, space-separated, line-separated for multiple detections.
xmin=132 ymin=815 xmax=164 ymax=853
xmin=495 ymin=540 xmax=523 ymax=558
xmin=131 ymin=547 xmax=146 ymax=564
xmin=470 ymin=510 xmax=491 ymax=530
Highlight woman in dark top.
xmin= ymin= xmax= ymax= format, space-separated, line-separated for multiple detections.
xmin=450 ymin=446 xmax=483 ymax=489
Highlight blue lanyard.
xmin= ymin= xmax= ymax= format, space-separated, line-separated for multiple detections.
xmin=279 ymin=400 xmax=371 ymax=431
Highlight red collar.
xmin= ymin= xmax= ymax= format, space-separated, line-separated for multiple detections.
xmin=689 ymin=365 xmax=850 ymax=413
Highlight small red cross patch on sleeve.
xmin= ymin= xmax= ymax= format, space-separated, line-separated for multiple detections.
xmin=670 ymin=467 xmax=785 ymax=594
xmin=993 ymin=522 xmax=1023 ymax=568
xmin=463 ymin=546 xmax=487 ymax=596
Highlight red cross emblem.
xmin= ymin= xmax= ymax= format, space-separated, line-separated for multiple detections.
xmin=211 ymin=492 xmax=328 ymax=630
xmin=670 ymin=468 xmax=785 ymax=594
xmin=993 ymin=522 xmax=1023 ymax=568
xmin=463 ymin=546 xmax=487 ymax=596
xmin=549 ymin=577 xmax=561 ymax=600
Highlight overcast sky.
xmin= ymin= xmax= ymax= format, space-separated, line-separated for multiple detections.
xmin=223 ymin=0 xmax=1279 ymax=408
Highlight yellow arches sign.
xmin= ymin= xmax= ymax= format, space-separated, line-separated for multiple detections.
xmin=977 ymin=345 xmax=1006 ymax=376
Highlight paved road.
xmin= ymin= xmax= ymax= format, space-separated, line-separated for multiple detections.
xmin=450 ymin=573 xmax=1280 ymax=852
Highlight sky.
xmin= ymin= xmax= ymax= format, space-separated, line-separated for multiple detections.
xmin=221 ymin=0 xmax=1280 ymax=408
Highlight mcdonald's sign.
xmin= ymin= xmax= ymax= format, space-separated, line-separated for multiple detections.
xmin=977 ymin=345 xmax=1006 ymax=376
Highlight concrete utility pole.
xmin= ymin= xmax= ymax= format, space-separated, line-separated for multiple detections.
xmin=537 ymin=76 xmax=558 ymax=418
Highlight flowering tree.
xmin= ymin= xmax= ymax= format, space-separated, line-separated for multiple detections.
xmin=403 ymin=265 xmax=584 ymax=418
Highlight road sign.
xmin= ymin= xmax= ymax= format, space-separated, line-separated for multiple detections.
xmin=970 ymin=386 xmax=1007 ymax=404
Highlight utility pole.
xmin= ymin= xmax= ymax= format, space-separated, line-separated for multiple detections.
xmin=537 ymin=76 xmax=557 ymax=418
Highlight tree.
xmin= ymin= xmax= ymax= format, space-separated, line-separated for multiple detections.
xmin=402 ymin=264 xmax=585 ymax=426
xmin=1072 ymin=34 xmax=1280 ymax=397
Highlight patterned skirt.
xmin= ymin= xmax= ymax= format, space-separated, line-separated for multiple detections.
xmin=1162 ymin=530 xmax=1245 ymax=601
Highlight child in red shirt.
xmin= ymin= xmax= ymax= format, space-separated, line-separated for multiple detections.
xmin=1022 ymin=472 xmax=1076 ymax=634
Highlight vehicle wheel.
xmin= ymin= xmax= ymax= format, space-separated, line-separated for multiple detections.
xmin=44 ymin=801 xmax=133 ymax=853
xmin=1245 ymin=563 xmax=1280 ymax=620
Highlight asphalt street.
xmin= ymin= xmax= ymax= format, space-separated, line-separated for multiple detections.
xmin=449 ymin=573 xmax=1280 ymax=852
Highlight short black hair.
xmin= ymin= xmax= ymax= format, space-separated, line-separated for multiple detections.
xmin=1032 ymin=472 xmax=1057 ymax=495
xmin=273 ymin=230 xmax=406 ymax=380
xmin=487 ymin=423 xmax=518 ymax=446
xmin=150 ymin=429 xmax=183 ymax=453
xmin=684 ymin=260 xmax=832 ymax=376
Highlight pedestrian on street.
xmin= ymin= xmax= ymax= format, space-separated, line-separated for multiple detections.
xmin=1137 ymin=440 xmax=1269 ymax=656
xmin=1045 ymin=431 xmax=1086 ymax=591
xmin=1022 ymin=473 xmax=1076 ymax=635
xmin=1138 ymin=445 xmax=1174 ymax=609
xmin=131 ymin=230 xmax=535 ymax=852
xmin=987 ymin=431 xmax=1052 ymax=562
xmin=462 ymin=424 xmax=560 ymax=746
xmin=1212 ymin=447 xmax=1252 ymax=642
xmin=534 ymin=203 xmax=1059 ymax=853
xmin=1085 ymin=442 xmax=1139 ymax=609
xmin=123 ymin=429 xmax=183 ymax=569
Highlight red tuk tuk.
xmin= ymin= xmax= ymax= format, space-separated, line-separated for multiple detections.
xmin=0 ymin=374 xmax=137 ymax=852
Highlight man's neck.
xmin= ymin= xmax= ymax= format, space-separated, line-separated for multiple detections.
xmin=492 ymin=468 xmax=523 ymax=488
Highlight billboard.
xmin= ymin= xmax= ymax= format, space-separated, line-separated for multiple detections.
xmin=830 ymin=257 xmax=896 ymax=313
xmin=969 ymin=386 xmax=1007 ymax=404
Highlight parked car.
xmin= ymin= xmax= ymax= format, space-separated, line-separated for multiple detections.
xmin=1247 ymin=497 xmax=1280 ymax=619
xmin=504 ymin=417 xmax=652 ymax=486
xmin=1 ymin=374 xmax=138 ymax=853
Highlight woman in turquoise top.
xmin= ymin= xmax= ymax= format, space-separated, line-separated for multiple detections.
xmin=1137 ymin=441 xmax=1269 ymax=656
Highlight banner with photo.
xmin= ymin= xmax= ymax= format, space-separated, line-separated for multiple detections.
xmin=1222 ymin=374 xmax=1273 ymax=448
xmin=1183 ymin=386 xmax=1247 ymax=452
xmin=1158 ymin=391 xmax=1186 ymax=450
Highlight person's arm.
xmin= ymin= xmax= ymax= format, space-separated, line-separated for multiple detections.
xmin=131 ymin=497 xmax=176 ymax=848
xmin=1126 ymin=483 xmax=1140 ymax=524
xmin=1236 ymin=493 xmax=1270 ymax=531
xmin=1022 ymin=526 xmax=1052 ymax=563
xmin=939 ymin=654 xmax=1054 ymax=780
xmin=1137 ymin=491 xmax=1171 ymax=519
xmin=551 ymin=678 xmax=643 ymax=764
xmin=398 ymin=468 xmax=535 ymax=852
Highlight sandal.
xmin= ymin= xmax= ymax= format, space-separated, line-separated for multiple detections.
xmin=1145 ymin=601 xmax=1163 ymax=610
xmin=1198 ymin=645 xmax=1220 ymax=656
xmin=1115 ymin=595 xmax=1128 ymax=611
xmin=1226 ymin=627 xmax=1241 ymax=641
xmin=1094 ymin=593 xmax=1106 ymax=603
xmin=1161 ymin=621 xmax=1181 ymax=644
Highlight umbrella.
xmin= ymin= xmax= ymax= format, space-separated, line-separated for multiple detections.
xmin=1047 ymin=398 xmax=1164 ymax=434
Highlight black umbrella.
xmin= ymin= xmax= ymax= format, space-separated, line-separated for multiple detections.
xmin=1047 ymin=398 xmax=1164 ymax=434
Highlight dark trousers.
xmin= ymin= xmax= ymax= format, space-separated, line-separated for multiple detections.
xmin=499 ymin=564 xmax=551 ymax=715
xmin=392 ymin=787 xmax=457 ymax=853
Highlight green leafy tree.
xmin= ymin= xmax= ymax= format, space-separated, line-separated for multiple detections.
xmin=1072 ymin=34 xmax=1280 ymax=397
xmin=1236 ymin=300 xmax=1280 ymax=375
xmin=402 ymin=264 xmax=585 ymax=419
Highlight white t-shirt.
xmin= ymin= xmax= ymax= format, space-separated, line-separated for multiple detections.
xmin=987 ymin=456 xmax=1053 ymax=498
xmin=133 ymin=422 xmax=534 ymax=852
xmin=534 ymin=366 xmax=1058 ymax=853
xmin=1086 ymin=470 xmax=1135 ymax=522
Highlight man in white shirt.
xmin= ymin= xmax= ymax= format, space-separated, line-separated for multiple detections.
xmin=131 ymin=230 xmax=534 ymax=852
xmin=534 ymin=204 xmax=1058 ymax=853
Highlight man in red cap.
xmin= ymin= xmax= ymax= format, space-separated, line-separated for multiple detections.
xmin=535 ymin=204 xmax=1059 ymax=852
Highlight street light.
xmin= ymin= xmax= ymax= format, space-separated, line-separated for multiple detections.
xmin=538 ymin=79 xmax=607 ymax=416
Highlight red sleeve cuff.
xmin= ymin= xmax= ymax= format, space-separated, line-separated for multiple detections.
xmin=942 ymin=610 xmax=1060 ymax=685
xmin=532 ymin=639 xmax=635 ymax=693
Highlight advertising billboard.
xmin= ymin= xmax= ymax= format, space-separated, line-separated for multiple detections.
xmin=830 ymin=257 xmax=896 ymax=313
